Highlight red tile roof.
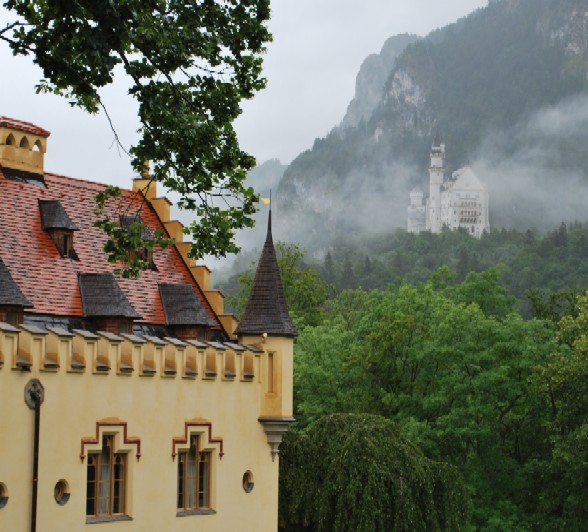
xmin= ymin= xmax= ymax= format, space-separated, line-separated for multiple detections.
xmin=0 ymin=168 xmax=219 ymax=328
xmin=0 ymin=116 xmax=51 ymax=137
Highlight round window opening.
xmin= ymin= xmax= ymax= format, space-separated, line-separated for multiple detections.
xmin=0 ymin=483 xmax=8 ymax=509
xmin=242 ymin=471 xmax=254 ymax=493
xmin=54 ymin=479 xmax=70 ymax=505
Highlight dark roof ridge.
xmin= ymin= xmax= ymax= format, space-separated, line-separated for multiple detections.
xmin=43 ymin=172 xmax=125 ymax=191
xmin=0 ymin=257 xmax=33 ymax=308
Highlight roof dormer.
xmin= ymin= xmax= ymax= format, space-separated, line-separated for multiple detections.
xmin=120 ymin=215 xmax=157 ymax=270
xmin=39 ymin=199 xmax=79 ymax=259
xmin=159 ymin=283 xmax=217 ymax=340
xmin=0 ymin=257 xmax=32 ymax=326
xmin=78 ymin=272 xmax=141 ymax=334
xmin=0 ymin=117 xmax=50 ymax=181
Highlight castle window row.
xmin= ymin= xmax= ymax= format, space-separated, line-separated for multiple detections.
xmin=80 ymin=421 xmax=223 ymax=522
xmin=86 ymin=435 xmax=213 ymax=522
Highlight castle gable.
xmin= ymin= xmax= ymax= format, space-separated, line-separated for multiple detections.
xmin=450 ymin=166 xmax=484 ymax=191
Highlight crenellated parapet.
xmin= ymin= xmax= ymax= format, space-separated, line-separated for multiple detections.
xmin=0 ymin=323 xmax=263 ymax=385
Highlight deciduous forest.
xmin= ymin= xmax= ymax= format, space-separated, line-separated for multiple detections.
xmin=222 ymin=225 xmax=588 ymax=530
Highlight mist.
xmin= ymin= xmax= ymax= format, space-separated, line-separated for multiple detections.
xmin=473 ymin=93 xmax=588 ymax=231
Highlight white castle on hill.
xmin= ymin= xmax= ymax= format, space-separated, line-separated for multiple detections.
xmin=407 ymin=134 xmax=490 ymax=238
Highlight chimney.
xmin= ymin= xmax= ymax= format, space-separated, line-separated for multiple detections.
xmin=0 ymin=117 xmax=50 ymax=175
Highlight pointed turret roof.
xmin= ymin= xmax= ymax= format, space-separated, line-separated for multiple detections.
xmin=433 ymin=129 xmax=441 ymax=148
xmin=235 ymin=212 xmax=297 ymax=337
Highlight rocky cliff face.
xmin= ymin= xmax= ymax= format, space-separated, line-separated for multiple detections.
xmin=276 ymin=0 xmax=588 ymax=249
xmin=341 ymin=34 xmax=418 ymax=129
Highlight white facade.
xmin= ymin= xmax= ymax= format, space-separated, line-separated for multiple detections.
xmin=408 ymin=187 xmax=427 ymax=234
xmin=408 ymin=139 xmax=489 ymax=238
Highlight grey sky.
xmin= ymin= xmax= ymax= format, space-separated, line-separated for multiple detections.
xmin=1 ymin=0 xmax=487 ymax=185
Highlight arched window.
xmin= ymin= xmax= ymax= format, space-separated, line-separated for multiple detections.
xmin=5 ymin=134 xmax=15 ymax=145
xmin=19 ymin=136 xmax=30 ymax=149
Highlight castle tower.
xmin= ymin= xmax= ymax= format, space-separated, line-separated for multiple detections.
xmin=407 ymin=187 xmax=426 ymax=234
xmin=235 ymin=210 xmax=297 ymax=457
xmin=426 ymin=132 xmax=445 ymax=233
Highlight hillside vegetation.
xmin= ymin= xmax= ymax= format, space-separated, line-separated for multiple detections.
xmin=220 ymin=224 xmax=588 ymax=529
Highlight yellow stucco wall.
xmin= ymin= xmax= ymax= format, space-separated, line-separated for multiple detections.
xmin=240 ymin=335 xmax=294 ymax=420
xmin=0 ymin=327 xmax=292 ymax=531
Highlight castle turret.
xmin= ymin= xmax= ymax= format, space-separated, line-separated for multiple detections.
xmin=427 ymin=132 xmax=445 ymax=233
xmin=235 ymin=210 xmax=296 ymax=458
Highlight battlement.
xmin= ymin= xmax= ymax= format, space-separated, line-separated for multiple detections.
xmin=0 ymin=322 xmax=261 ymax=383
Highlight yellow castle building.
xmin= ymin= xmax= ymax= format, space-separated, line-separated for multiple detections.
xmin=0 ymin=117 xmax=296 ymax=531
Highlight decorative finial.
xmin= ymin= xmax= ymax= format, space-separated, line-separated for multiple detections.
xmin=264 ymin=190 xmax=272 ymax=241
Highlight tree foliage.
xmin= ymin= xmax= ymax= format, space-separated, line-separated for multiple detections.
xmin=279 ymin=414 xmax=471 ymax=532
xmin=2 ymin=0 xmax=271 ymax=261
xmin=292 ymin=271 xmax=575 ymax=529
xmin=320 ymin=224 xmax=588 ymax=317
xmin=523 ymin=292 xmax=588 ymax=530
xmin=94 ymin=185 xmax=172 ymax=277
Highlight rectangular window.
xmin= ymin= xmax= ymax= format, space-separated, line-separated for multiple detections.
xmin=63 ymin=234 xmax=72 ymax=257
xmin=86 ymin=436 xmax=126 ymax=518
xmin=177 ymin=436 xmax=211 ymax=512
xmin=267 ymin=353 xmax=274 ymax=393
xmin=5 ymin=312 xmax=20 ymax=326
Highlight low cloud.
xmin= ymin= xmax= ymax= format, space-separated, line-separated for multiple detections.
xmin=473 ymin=93 xmax=588 ymax=230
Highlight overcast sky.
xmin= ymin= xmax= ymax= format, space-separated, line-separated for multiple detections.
xmin=1 ymin=1 xmax=487 ymax=185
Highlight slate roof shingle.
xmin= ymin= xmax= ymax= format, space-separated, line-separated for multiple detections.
xmin=79 ymin=273 xmax=141 ymax=318
xmin=39 ymin=199 xmax=79 ymax=231
xmin=120 ymin=215 xmax=154 ymax=241
xmin=159 ymin=283 xmax=217 ymax=326
xmin=0 ymin=257 xmax=32 ymax=307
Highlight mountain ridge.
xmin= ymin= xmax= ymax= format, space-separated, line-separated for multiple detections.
xmin=274 ymin=0 xmax=588 ymax=250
